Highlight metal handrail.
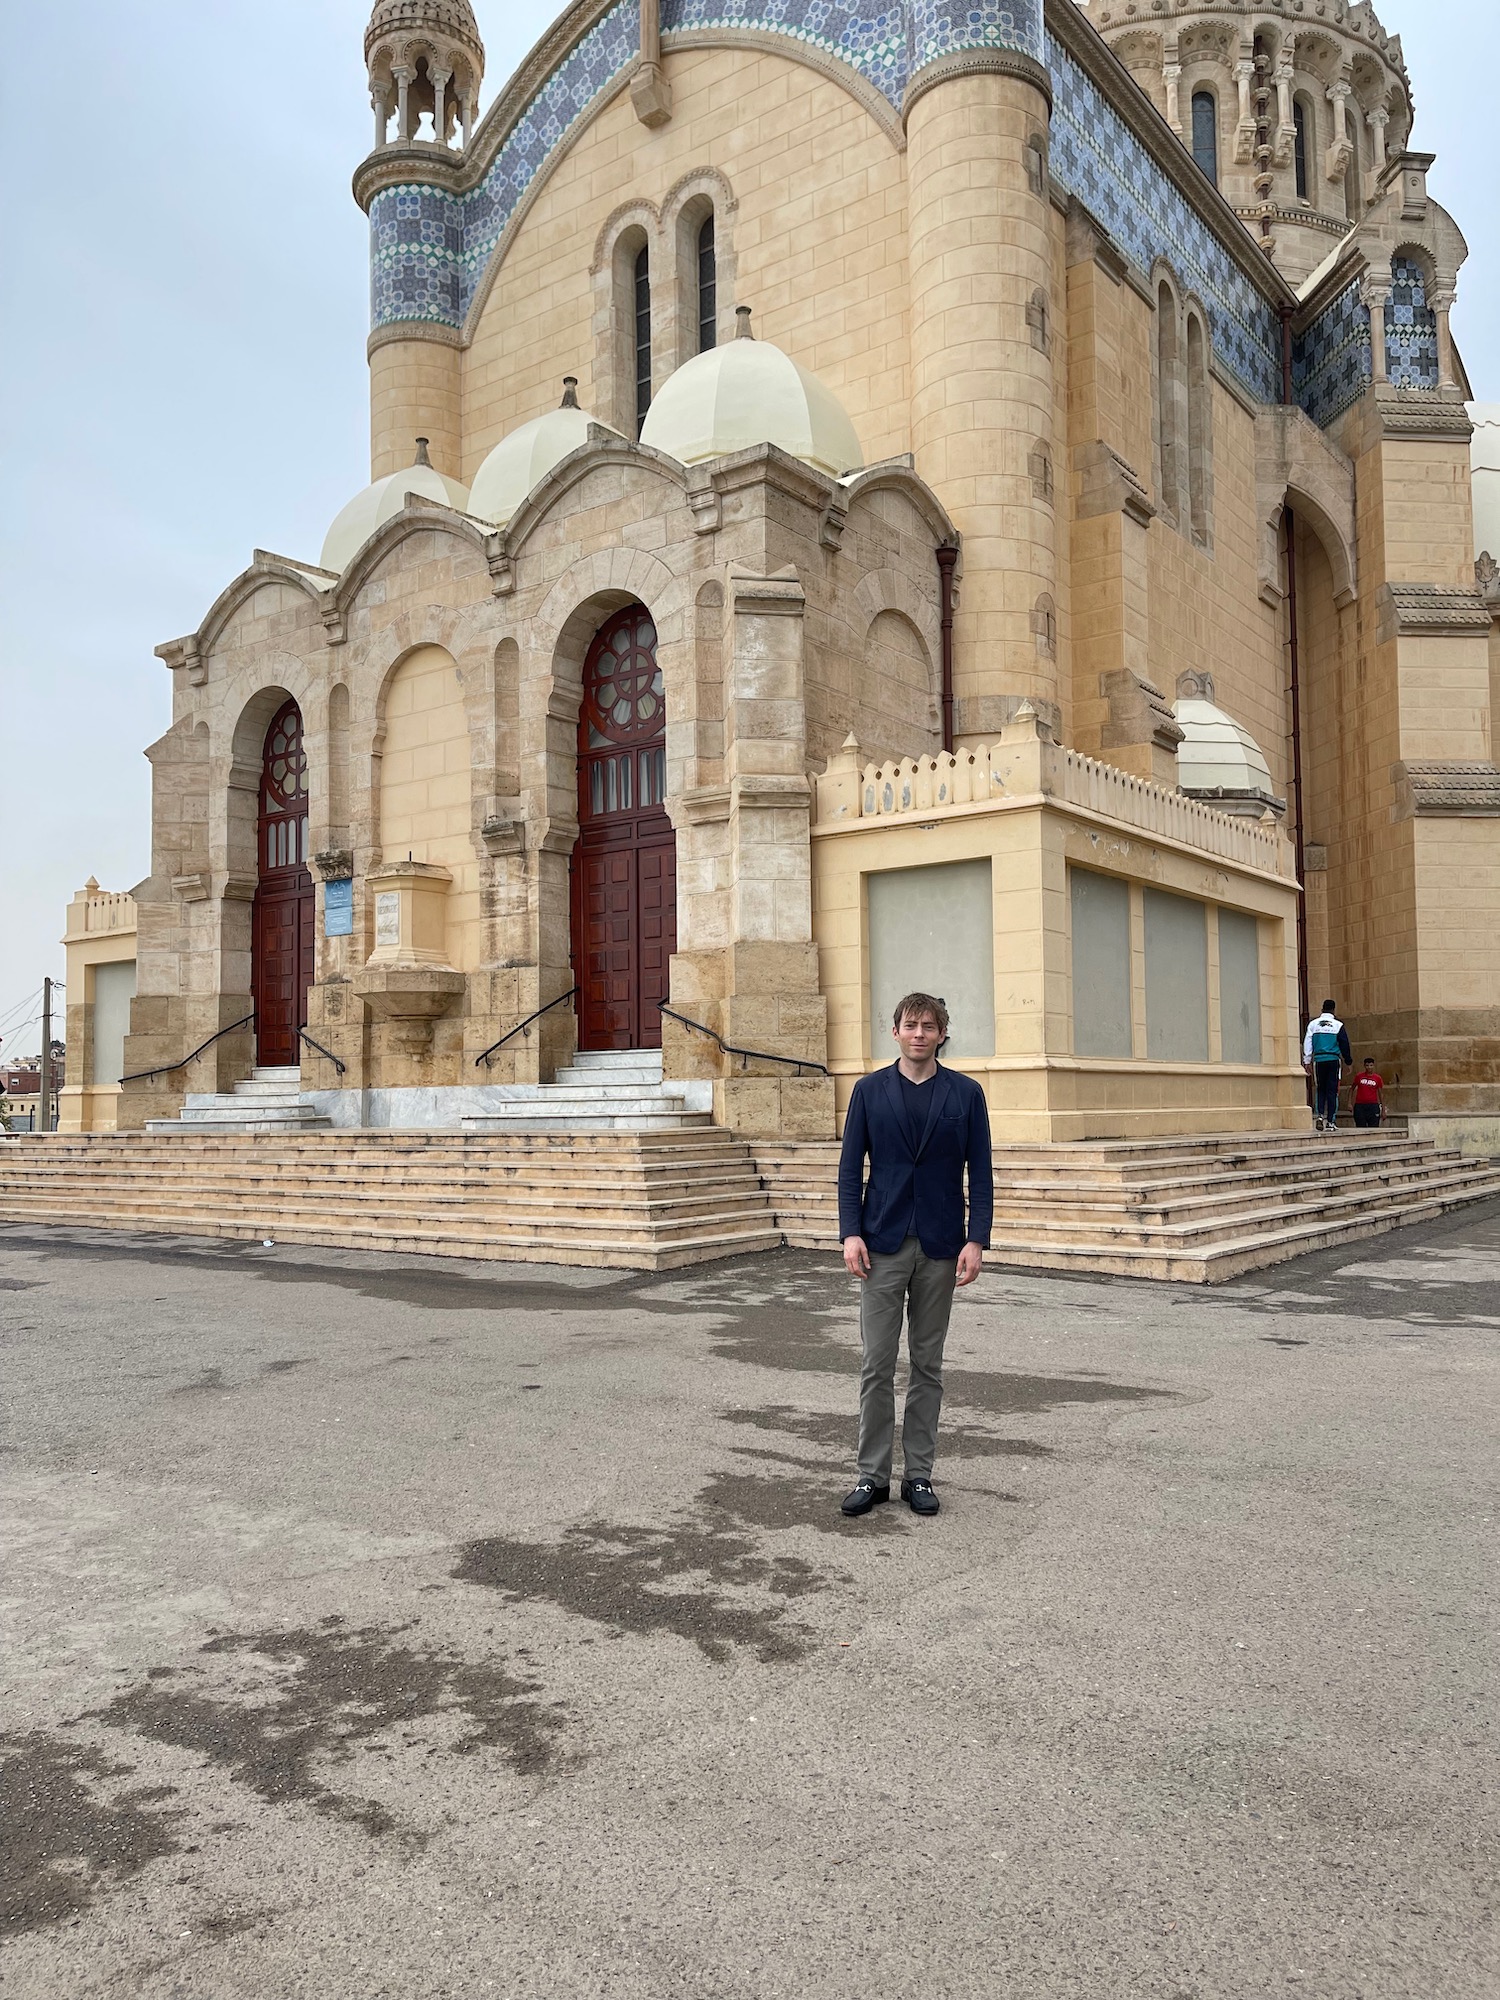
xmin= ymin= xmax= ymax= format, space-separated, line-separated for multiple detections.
xmin=299 ymin=1029 xmax=347 ymax=1077
xmin=119 ymin=1012 xmax=256 ymax=1086
xmin=475 ymin=987 xmax=577 ymax=1068
xmin=658 ymin=1002 xmax=830 ymax=1076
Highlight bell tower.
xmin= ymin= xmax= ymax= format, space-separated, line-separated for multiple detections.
xmin=356 ymin=0 xmax=487 ymax=480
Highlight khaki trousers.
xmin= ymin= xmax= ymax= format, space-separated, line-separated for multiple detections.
xmin=856 ymin=1234 xmax=959 ymax=1484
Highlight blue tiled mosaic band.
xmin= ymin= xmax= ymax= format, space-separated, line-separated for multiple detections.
xmin=1047 ymin=41 xmax=1281 ymax=406
xmin=371 ymin=0 xmax=1045 ymax=333
xmin=908 ymin=0 xmax=1043 ymax=74
xmin=1293 ymin=280 xmax=1372 ymax=429
xmin=1387 ymin=256 xmax=1440 ymax=392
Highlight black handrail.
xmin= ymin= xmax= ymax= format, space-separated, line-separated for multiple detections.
xmin=299 ymin=1029 xmax=347 ymax=1077
xmin=119 ymin=1012 xmax=256 ymax=1086
xmin=475 ymin=987 xmax=577 ymax=1068
xmin=658 ymin=1002 xmax=830 ymax=1076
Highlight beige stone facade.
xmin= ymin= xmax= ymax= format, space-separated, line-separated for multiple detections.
xmin=117 ymin=0 xmax=1500 ymax=1148
xmin=59 ymin=882 xmax=138 ymax=1134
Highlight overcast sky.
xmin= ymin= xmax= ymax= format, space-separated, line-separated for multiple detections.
xmin=1 ymin=0 xmax=1495 ymax=1057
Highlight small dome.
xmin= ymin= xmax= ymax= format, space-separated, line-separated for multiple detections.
xmin=365 ymin=0 xmax=483 ymax=61
xmin=639 ymin=309 xmax=863 ymax=477
xmin=1174 ymin=697 xmax=1278 ymax=800
xmin=468 ymin=380 xmax=619 ymax=528
xmin=320 ymin=441 xmax=470 ymax=573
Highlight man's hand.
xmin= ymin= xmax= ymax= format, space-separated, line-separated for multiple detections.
xmin=955 ymin=1242 xmax=983 ymax=1287
xmin=843 ymin=1236 xmax=871 ymax=1279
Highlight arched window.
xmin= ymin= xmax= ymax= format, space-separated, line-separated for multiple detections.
xmin=1191 ymin=91 xmax=1219 ymax=186
xmin=1293 ymin=97 xmax=1311 ymax=201
xmin=696 ymin=214 xmax=716 ymax=353
xmin=1157 ymin=280 xmax=1182 ymax=527
xmin=1186 ymin=311 xmax=1212 ymax=548
xmin=633 ymin=245 xmax=652 ymax=436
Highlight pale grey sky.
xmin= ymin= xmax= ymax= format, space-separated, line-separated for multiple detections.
xmin=1 ymin=0 xmax=1495 ymax=1056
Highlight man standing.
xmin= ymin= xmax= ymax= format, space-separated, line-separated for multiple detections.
xmin=837 ymin=992 xmax=993 ymax=1519
xmin=1303 ymin=999 xmax=1352 ymax=1131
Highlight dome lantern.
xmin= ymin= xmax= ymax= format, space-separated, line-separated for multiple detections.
xmin=320 ymin=437 xmax=470 ymax=574
xmin=365 ymin=0 xmax=484 ymax=153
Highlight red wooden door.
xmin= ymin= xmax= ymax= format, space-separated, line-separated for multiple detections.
xmin=571 ymin=605 xmax=676 ymax=1050
xmin=251 ymin=698 xmax=315 ymax=1067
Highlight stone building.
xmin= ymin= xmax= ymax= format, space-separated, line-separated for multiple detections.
xmin=117 ymin=0 xmax=1500 ymax=1153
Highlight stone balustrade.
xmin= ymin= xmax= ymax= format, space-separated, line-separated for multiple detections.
xmin=813 ymin=708 xmax=1296 ymax=881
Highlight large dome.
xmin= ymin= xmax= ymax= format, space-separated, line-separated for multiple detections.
xmin=639 ymin=311 xmax=864 ymax=478
xmin=468 ymin=382 xmax=619 ymax=528
xmin=320 ymin=442 xmax=470 ymax=573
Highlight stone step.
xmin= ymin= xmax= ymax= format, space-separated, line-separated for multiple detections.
xmin=551 ymin=1066 xmax=673 ymax=1088
xmin=463 ymin=1108 xmax=712 ymax=1132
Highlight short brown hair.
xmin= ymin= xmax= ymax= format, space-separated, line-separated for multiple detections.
xmin=892 ymin=991 xmax=949 ymax=1036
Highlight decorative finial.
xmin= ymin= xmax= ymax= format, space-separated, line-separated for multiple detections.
xmin=413 ymin=437 xmax=432 ymax=466
xmin=85 ymin=876 xmax=99 ymax=892
xmin=560 ymin=377 xmax=580 ymax=408
xmin=735 ymin=305 xmax=753 ymax=339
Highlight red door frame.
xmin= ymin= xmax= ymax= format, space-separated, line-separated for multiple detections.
xmin=570 ymin=605 xmax=676 ymax=1051
xmin=251 ymin=697 xmax=315 ymax=1068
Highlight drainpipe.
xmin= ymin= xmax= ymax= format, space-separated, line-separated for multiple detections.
xmin=1280 ymin=305 xmax=1311 ymax=1042
xmin=936 ymin=543 xmax=957 ymax=753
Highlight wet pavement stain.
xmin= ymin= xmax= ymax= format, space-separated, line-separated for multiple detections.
xmin=0 ymin=1733 xmax=182 ymax=1935
xmin=171 ymin=1367 xmax=229 ymax=1396
xmin=453 ymin=1519 xmax=832 ymax=1663
xmin=942 ymin=1366 xmax=1176 ymax=1418
xmin=0 ymin=1276 xmax=40 ymax=1290
xmin=96 ymin=1621 xmax=565 ymax=1842
xmin=698 ymin=1468 xmax=905 ymax=1538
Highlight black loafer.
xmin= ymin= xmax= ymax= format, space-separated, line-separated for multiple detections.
xmin=840 ymin=1478 xmax=890 ymax=1517
xmin=901 ymin=1477 xmax=940 ymax=1516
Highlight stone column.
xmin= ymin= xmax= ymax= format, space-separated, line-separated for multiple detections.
xmin=1361 ymin=278 xmax=1391 ymax=386
xmin=1432 ymin=289 xmax=1459 ymax=392
xmin=904 ymin=25 xmax=1056 ymax=740
xmin=1367 ymin=104 xmax=1389 ymax=174
xmin=428 ymin=66 xmax=451 ymax=144
xmin=1161 ymin=35 xmax=1182 ymax=135
xmin=372 ymin=84 xmax=390 ymax=149
xmin=394 ymin=65 xmax=412 ymax=142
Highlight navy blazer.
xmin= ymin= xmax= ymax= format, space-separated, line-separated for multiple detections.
xmin=837 ymin=1062 xmax=993 ymax=1259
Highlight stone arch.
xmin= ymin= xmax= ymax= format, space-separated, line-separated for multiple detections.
xmin=591 ymin=199 xmax=662 ymax=438
xmin=661 ymin=166 xmax=739 ymax=366
xmin=196 ymin=561 xmax=328 ymax=663
xmin=853 ymin=567 xmax=942 ymax=678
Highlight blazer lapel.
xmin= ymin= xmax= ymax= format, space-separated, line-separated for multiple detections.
xmin=880 ymin=1062 xmax=915 ymax=1156
xmin=911 ymin=1065 xmax=951 ymax=1163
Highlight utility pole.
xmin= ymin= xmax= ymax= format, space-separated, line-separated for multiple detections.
xmin=39 ymin=977 xmax=52 ymax=1134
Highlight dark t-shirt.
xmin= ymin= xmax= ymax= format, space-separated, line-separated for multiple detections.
xmin=897 ymin=1069 xmax=935 ymax=1152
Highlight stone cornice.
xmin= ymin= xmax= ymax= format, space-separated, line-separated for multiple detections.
xmin=368 ymin=319 xmax=465 ymax=358
xmin=1376 ymin=583 xmax=1493 ymax=643
xmin=902 ymin=47 xmax=1052 ymax=124
xmin=1367 ymin=386 xmax=1475 ymax=444
xmin=1392 ymin=762 xmax=1500 ymax=820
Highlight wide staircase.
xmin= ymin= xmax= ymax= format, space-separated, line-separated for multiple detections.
xmin=0 ymin=1128 xmax=780 ymax=1270
xmin=461 ymin=1049 xmax=709 ymax=1133
xmin=753 ymin=1131 xmax=1500 ymax=1283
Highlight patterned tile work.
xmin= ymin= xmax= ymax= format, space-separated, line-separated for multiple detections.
xmin=1387 ymin=255 xmax=1439 ymax=392
xmin=908 ymin=0 xmax=1043 ymax=72
xmin=371 ymin=0 xmax=1045 ymax=331
xmin=1292 ymin=279 xmax=1372 ymax=429
xmin=1046 ymin=40 xmax=1282 ymax=406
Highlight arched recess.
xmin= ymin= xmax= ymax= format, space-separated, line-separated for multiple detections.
xmin=844 ymin=567 xmax=942 ymax=763
xmin=591 ymin=201 xmax=661 ymax=438
xmin=1184 ymin=302 xmax=1214 ymax=550
xmin=1154 ymin=269 xmax=1186 ymax=529
xmin=326 ymin=682 xmax=351 ymax=862
xmin=373 ymin=643 xmax=481 ymax=969
xmin=228 ymin=688 xmax=315 ymax=1068
xmin=662 ymin=167 xmax=738 ymax=362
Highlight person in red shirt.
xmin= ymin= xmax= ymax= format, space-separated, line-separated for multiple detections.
xmin=1352 ymin=1058 xmax=1384 ymax=1129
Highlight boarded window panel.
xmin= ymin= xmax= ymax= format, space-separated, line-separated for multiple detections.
xmin=1144 ymin=889 xmax=1209 ymax=1061
xmin=90 ymin=959 xmax=137 ymax=1086
xmin=1070 ymin=869 xmax=1132 ymax=1058
xmin=1218 ymin=908 xmax=1263 ymax=1064
xmin=867 ymin=860 xmax=994 ymax=1060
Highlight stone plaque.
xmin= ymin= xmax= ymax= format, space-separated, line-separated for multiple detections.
xmin=324 ymin=877 xmax=354 ymax=938
xmin=375 ymin=890 xmax=401 ymax=949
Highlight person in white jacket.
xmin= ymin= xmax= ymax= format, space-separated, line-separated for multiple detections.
xmin=1303 ymin=1001 xmax=1352 ymax=1130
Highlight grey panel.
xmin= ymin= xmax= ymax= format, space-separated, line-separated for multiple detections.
xmin=867 ymin=860 xmax=995 ymax=1059
xmin=1217 ymin=908 xmax=1263 ymax=1065
xmin=1144 ymin=889 xmax=1209 ymax=1062
xmin=1070 ymin=868 xmax=1132 ymax=1058
xmin=91 ymin=959 xmax=138 ymax=1086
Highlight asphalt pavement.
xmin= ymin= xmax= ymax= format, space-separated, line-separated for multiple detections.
xmin=2 ymin=1205 xmax=1498 ymax=1999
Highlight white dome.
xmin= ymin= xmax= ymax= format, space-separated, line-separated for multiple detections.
xmin=320 ymin=444 xmax=469 ymax=573
xmin=639 ymin=313 xmax=863 ymax=477
xmin=468 ymin=384 xmax=617 ymax=527
xmin=1175 ymin=697 xmax=1278 ymax=799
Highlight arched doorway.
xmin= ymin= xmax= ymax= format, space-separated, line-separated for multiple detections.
xmin=571 ymin=604 xmax=676 ymax=1049
xmin=252 ymin=698 xmax=314 ymax=1067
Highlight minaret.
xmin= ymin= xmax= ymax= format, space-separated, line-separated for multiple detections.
xmin=356 ymin=0 xmax=486 ymax=480
xmin=903 ymin=10 xmax=1058 ymax=739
